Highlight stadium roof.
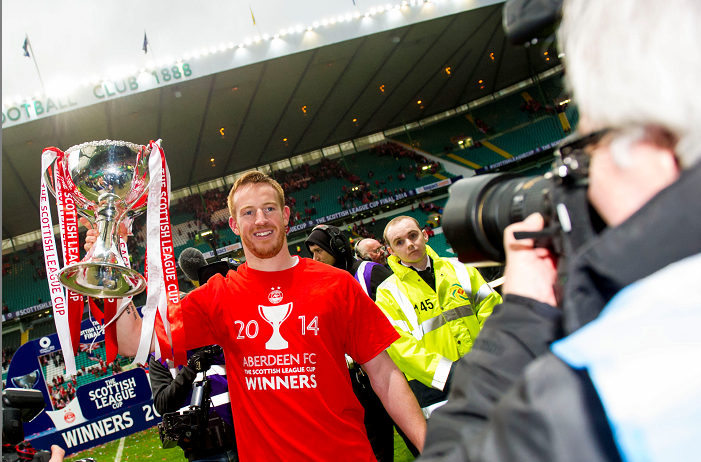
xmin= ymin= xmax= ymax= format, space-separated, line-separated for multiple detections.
xmin=2 ymin=2 xmax=560 ymax=240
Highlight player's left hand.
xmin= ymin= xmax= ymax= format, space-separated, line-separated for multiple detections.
xmin=80 ymin=217 xmax=129 ymax=253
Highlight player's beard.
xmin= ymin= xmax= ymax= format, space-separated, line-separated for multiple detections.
xmin=242 ymin=225 xmax=286 ymax=259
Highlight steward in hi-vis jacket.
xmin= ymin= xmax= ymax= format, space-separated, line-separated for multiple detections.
xmin=376 ymin=216 xmax=501 ymax=417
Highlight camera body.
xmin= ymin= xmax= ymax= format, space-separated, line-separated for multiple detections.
xmin=157 ymin=345 xmax=222 ymax=450
xmin=2 ymin=389 xmax=52 ymax=462
xmin=197 ymin=258 xmax=241 ymax=286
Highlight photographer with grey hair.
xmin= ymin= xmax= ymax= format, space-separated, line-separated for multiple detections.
xmin=420 ymin=0 xmax=701 ymax=461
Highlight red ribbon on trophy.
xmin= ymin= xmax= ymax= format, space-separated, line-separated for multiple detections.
xmin=40 ymin=148 xmax=81 ymax=375
xmin=54 ymin=155 xmax=85 ymax=353
xmin=136 ymin=140 xmax=186 ymax=367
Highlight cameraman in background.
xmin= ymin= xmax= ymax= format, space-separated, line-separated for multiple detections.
xmin=149 ymin=345 xmax=238 ymax=462
xmin=354 ymin=238 xmax=389 ymax=266
xmin=421 ymin=0 xmax=701 ymax=461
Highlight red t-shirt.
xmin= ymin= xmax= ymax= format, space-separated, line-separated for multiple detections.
xmin=181 ymin=257 xmax=399 ymax=462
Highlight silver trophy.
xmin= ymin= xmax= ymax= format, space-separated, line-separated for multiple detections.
xmin=44 ymin=140 xmax=150 ymax=298
xmin=259 ymin=303 xmax=293 ymax=350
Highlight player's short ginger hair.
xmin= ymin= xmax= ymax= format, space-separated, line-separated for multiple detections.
xmin=227 ymin=171 xmax=285 ymax=218
xmin=383 ymin=215 xmax=422 ymax=248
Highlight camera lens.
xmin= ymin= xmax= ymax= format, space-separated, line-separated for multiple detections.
xmin=443 ymin=173 xmax=552 ymax=263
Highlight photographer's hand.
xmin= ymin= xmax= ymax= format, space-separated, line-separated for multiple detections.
xmin=502 ymin=213 xmax=558 ymax=306
xmin=188 ymin=349 xmax=214 ymax=373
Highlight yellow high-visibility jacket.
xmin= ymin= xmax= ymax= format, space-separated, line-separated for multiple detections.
xmin=376 ymin=245 xmax=501 ymax=390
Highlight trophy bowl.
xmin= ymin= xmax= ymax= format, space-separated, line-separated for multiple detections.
xmin=45 ymin=140 xmax=151 ymax=298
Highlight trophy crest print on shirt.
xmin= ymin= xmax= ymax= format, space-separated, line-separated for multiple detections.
xmin=268 ymin=286 xmax=284 ymax=304
xmin=259 ymin=302 xmax=293 ymax=350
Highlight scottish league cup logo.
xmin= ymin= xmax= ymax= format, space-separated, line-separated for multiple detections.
xmin=11 ymin=369 xmax=40 ymax=389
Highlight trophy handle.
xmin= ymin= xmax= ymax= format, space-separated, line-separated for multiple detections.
xmin=122 ymin=143 xmax=152 ymax=219
xmin=43 ymin=155 xmax=93 ymax=212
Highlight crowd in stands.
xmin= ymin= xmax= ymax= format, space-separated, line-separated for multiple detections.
xmin=172 ymin=187 xmax=229 ymax=229
xmin=3 ymin=346 xmax=15 ymax=370
xmin=76 ymin=355 xmax=123 ymax=380
xmin=418 ymin=199 xmax=444 ymax=215
xmin=520 ymin=98 xmax=562 ymax=117
xmin=41 ymin=351 xmax=64 ymax=370
xmin=348 ymin=219 xmax=380 ymax=240
xmin=337 ymin=183 xmax=411 ymax=211
xmin=38 ymin=348 xmax=126 ymax=409
xmin=274 ymin=163 xmax=313 ymax=192
xmin=371 ymin=142 xmax=442 ymax=178
xmin=274 ymin=158 xmax=363 ymax=192
xmin=272 ymin=158 xmax=368 ymax=221
xmin=474 ymin=117 xmax=494 ymax=135
xmin=48 ymin=374 xmax=77 ymax=410
xmin=179 ymin=218 xmax=233 ymax=248
xmin=2 ymin=244 xmax=47 ymax=281
xmin=129 ymin=143 xmax=443 ymax=240
xmin=520 ymin=98 xmax=544 ymax=115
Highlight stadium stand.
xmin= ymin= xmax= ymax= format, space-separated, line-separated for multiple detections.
xmin=2 ymin=250 xmax=52 ymax=313
xmin=2 ymin=336 xmax=19 ymax=351
xmin=388 ymin=75 xmax=577 ymax=171
xmin=28 ymin=318 xmax=57 ymax=341
xmin=3 ymin=77 xmax=574 ymax=317
xmin=39 ymin=344 xmax=133 ymax=409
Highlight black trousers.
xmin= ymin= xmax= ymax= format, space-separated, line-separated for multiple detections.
xmin=351 ymin=368 xmax=420 ymax=461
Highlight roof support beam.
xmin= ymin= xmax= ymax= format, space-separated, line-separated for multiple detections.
xmin=289 ymin=37 xmax=368 ymax=156
xmin=393 ymin=5 xmax=500 ymax=125
xmin=255 ymin=49 xmax=319 ymax=166
xmin=187 ymin=74 xmax=218 ymax=185
xmin=223 ymin=62 xmax=268 ymax=173
xmin=320 ymin=25 xmax=414 ymax=147
xmin=354 ymin=15 xmax=459 ymax=137
xmin=451 ymin=15 xmax=502 ymax=109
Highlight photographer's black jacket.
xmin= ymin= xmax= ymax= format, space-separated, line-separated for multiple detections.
xmin=420 ymin=162 xmax=701 ymax=462
xmin=149 ymin=356 xmax=198 ymax=415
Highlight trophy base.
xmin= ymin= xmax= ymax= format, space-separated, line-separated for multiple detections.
xmin=58 ymin=262 xmax=147 ymax=298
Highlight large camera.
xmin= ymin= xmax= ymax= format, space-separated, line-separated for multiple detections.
xmin=2 ymin=389 xmax=52 ymax=462
xmin=157 ymin=345 xmax=222 ymax=450
xmin=443 ymin=139 xmax=605 ymax=264
xmin=197 ymin=259 xmax=240 ymax=286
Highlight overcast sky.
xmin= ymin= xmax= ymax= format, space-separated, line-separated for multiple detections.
xmin=1 ymin=1 xmax=347 ymax=96
xmin=3 ymin=0 xmax=496 ymax=102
